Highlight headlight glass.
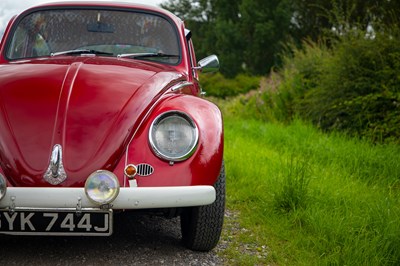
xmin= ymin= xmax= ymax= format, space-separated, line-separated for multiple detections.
xmin=149 ymin=111 xmax=199 ymax=162
xmin=85 ymin=170 xmax=120 ymax=205
xmin=0 ymin=173 xmax=7 ymax=200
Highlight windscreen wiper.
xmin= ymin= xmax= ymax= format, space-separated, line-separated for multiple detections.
xmin=117 ymin=52 xmax=179 ymax=59
xmin=51 ymin=49 xmax=113 ymax=57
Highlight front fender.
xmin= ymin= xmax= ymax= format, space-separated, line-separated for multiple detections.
xmin=121 ymin=94 xmax=223 ymax=187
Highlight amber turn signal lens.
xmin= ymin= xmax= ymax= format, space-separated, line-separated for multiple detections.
xmin=124 ymin=164 xmax=137 ymax=179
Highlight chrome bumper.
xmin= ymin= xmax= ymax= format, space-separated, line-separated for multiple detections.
xmin=0 ymin=186 xmax=216 ymax=209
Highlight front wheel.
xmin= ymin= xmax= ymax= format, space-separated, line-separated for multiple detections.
xmin=180 ymin=163 xmax=225 ymax=251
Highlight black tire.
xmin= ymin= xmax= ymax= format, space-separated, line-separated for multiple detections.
xmin=181 ymin=162 xmax=225 ymax=251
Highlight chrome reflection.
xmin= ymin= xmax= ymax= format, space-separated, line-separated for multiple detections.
xmin=43 ymin=144 xmax=67 ymax=185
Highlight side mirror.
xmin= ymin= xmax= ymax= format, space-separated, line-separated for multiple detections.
xmin=193 ymin=55 xmax=219 ymax=73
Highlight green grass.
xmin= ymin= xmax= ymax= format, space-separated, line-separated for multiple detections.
xmin=220 ymin=116 xmax=400 ymax=265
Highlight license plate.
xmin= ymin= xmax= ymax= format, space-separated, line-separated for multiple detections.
xmin=0 ymin=209 xmax=112 ymax=236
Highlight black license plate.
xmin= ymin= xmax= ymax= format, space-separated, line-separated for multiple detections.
xmin=0 ymin=209 xmax=112 ymax=236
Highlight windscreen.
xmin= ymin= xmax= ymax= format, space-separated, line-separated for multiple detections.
xmin=6 ymin=8 xmax=180 ymax=64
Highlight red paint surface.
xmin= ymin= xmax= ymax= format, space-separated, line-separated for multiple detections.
xmin=0 ymin=2 xmax=223 ymax=188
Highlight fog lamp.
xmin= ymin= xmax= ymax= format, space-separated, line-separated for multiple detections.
xmin=0 ymin=173 xmax=7 ymax=201
xmin=85 ymin=170 xmax=120 ymax=205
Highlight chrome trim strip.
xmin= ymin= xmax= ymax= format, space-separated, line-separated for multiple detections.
xmin=170 ymin=81 xmax=193 ymax=92
xmin=0 ymin=186 xmax=216 ymax=209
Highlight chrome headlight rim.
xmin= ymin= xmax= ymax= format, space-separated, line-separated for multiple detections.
xmin=0 ymin=173 xmax=7 ymax=201
xmin=84 ymin=170 xmax=120 ymax=205
xmin=149 ymin=110 xmax=199 ymax=162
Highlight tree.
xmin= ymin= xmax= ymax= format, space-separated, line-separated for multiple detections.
xmin=211 ymin=0 xmax=243 ymax=77
xmin=162 ymin=0 xmax=293 ymax=76
xmin=161 ymin=0 xmax=244 ymax=77
xmin=291 ymin=0 xmax=400 ymax=40
xmin=239 ymin=0 xmax=293 ymax=75
xmin=161 ymin=0 xmax=217 ymax=69
xmin=161 ymin=0 xmax=400 ymax=77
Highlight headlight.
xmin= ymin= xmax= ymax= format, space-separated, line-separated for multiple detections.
xmin=85 ymin=170 xmax=120 ymax=205
xmin=149 ymin=111 xmax=199 ymax=162
xmin=0 ymin=173 xmax=6 ymax=200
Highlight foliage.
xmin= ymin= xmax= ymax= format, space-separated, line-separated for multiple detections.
xmin=221 ymin=116 xmax=400 ymax=265
xmin=311 ymin=32 xmax=400 ymax=142
xmin=199 ymin=73 xmax=260 ymax=98
xmin=161 ymin=0 xmax=400 ymax=77
xmin=238 ymin=0 xmax=293 ymax=75
xmin=218 ymin=27 xmax=400 ymax=143
xmin=269 ymin=41 xmax=331 ymax=123
xmin=291 ymin=0 xmax=400 ymax=41
xmin=162 ymin=0 xmax=294 ymax=77
xmin=289 ymin=31 xmax=400 ymax=143
xmin=273 ymin=156 xmax=311 ymax=213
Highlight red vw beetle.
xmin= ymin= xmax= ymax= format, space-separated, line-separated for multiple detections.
xmin=0 ymin=1 xmax=224 ymax=251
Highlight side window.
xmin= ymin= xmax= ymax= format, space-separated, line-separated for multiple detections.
xmin=7 ymin=15 xmax=51 ymax=59
xmin=7 ymin=27 xmax=28 ymax=58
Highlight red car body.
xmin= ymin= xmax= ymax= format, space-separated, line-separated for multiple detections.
xmin=0 ymin=1 xmax=224 ymax=251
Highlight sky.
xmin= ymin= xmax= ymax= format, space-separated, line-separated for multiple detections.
xmin=0 ymin=0 xmax=163 ymax=39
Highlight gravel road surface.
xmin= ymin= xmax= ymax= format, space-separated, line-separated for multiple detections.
xmin=0 ymin=213 xmax=223 ymax=265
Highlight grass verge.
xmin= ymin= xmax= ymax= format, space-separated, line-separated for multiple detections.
xmin=219 ymin=116 xmax=400 ymax=265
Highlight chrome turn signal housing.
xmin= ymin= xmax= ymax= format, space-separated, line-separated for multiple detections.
xmin=0 ymin=173 xmax=7 ymax=200
xmin=85 ymin=170 xmax=120 ymax=205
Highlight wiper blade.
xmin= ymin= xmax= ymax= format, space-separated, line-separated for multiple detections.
xmin=117 ymin=52 xmax=179 ymax=59
xmin=51 ymin=49 xmax=113 ymax=56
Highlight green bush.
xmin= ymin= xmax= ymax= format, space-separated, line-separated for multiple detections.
xmin=298 ymin=32 xmax=400 ymax=143
xmin=208 ymin=73 xmax=287 ymax=123
xmin=199 ymin=72 xmax=260 ymax=98
xmin=229 ymin=30 xmax=400 ymax=143
xmin=270 ymin=41 xmax=331 ymax=122
xmin=213 ymin=27 xmax=400 ymax=143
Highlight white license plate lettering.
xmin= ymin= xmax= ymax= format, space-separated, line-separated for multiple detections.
xmin=60 ymin=213 xmax=76 ymax=231
xmin=44 ymin=213 xmax=58 ymax=231
xmin=3 ymin=212 xmax=18 ymax=230
xmin=77 ymin=213 xmax=92 ymax=231
xmin=94 ymin=213 xmax=108 ymax=232
xmin=20 ymin=212 xmax=35 ymax=231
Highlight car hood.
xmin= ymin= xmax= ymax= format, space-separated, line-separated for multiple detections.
xmin=0 ymin=57 xmax=183 ymax=186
